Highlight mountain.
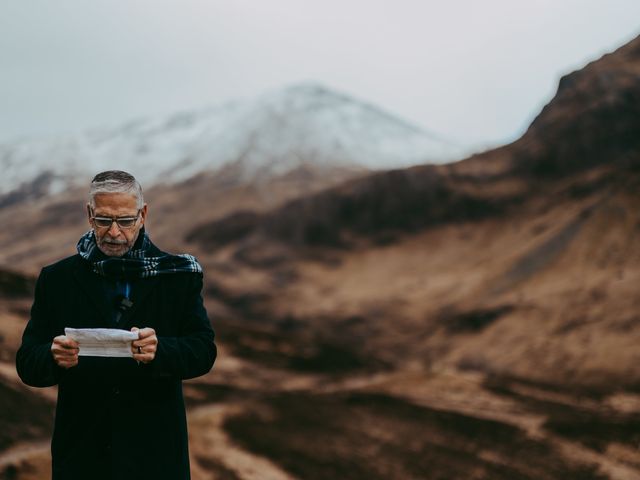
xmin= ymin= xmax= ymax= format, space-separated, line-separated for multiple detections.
xmin=0 ymin=83 xmax=463 ymax=207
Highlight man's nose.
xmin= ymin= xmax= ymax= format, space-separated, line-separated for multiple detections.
xmin=107 ymin=222 xmax=122 ymax=237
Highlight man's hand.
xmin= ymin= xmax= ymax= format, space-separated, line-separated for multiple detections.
xmin=131 ymin=327 xmax=157 ymax=364
xmin=51 ymin=335 xmax=79 ymax=369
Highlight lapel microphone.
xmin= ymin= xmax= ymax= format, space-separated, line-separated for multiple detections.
xmin=115 ymin=295 xmax=134 ymax=311
xmin=114 ymin=295 xmax=134 ymax=323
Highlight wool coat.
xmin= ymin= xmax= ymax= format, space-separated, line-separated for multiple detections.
xmin=16 ymin=250 xmax=217 ymax=480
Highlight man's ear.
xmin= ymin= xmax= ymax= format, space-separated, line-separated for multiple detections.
xmin=139 ymin=204 xmax=148 ymax=225
xmin=86 ymin=204 xmax=93 ymax=226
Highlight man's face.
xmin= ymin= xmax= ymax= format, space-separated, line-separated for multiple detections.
xmin=87 ymin=193 xmax=147 ymax=257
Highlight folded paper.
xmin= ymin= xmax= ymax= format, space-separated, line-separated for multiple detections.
xmin=65 ymin=327 xmax=139 ymax=358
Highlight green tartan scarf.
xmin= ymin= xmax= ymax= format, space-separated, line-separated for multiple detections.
xmin=76 ymin=229 xmax=202 ymax=280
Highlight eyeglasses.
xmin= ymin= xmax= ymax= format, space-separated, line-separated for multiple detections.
xmin=91 ymin=210 xmax=141 ymax=229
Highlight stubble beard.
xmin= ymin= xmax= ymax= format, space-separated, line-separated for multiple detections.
xmin=96 ymin=232 xmax=138 ymax=257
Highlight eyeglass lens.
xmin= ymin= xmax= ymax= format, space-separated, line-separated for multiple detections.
xmin=93 ymin=216 xmax=138 ymax=228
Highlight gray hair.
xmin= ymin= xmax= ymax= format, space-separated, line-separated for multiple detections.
xmin=89 ymin=170 xmax=144 ymax=208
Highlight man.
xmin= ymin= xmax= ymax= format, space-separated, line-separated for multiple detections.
xmin=16 ymin=170 xmax=216 ymax=480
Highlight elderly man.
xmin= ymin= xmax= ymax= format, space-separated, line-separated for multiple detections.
xmin=16 ymin=170 xmax=216 ymax=480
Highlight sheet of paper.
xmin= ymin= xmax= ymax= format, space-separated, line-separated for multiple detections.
xmin=64 ymin=327 xmax=139 ymax=358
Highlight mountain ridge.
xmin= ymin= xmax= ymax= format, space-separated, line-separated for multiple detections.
xmin=0 ymin=83 xmax=463 ymax=204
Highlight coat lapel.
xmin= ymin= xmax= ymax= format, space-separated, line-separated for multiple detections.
xmin=72 ymin=259 xmax=112 ymax=327
xmin=120 ymin=276 xmax=160 ymax=329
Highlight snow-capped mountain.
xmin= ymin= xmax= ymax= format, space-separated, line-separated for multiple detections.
xmin=0 ymin=83 xmax=464 ymax=199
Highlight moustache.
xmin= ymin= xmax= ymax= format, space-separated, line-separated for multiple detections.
xmin=101 ymin=237 xmax=128 ymax=245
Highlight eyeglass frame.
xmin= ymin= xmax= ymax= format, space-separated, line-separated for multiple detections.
xmin=89 ymin=208 xmax=143 ymax=229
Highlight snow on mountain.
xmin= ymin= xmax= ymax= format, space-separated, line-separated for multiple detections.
xmin=0 ymin=83 xmax=464 ymax=198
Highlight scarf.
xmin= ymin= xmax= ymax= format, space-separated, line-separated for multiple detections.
xmin=77 ymin=229 xmax=202 ymax=280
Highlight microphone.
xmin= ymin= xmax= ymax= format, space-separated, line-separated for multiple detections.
xmin=114 ymin=294 xmax=134 ymax=312
xmin=114 ymin=295 xmax=133 ymax=323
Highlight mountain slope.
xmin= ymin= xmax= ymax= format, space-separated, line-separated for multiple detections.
xmin=188 ymin=36 xmax=640 ymax=251
xmin=185 ymin=36 xmax=640 ymax=391
xmin=514 ymin=35 xmax=640 ymax=176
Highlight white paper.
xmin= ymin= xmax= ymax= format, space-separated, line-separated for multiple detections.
xmin=65 ymin=328 xmax=139 ymax=358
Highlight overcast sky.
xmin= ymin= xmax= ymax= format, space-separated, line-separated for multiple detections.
xmin=1 ymin=0 xmax=639 ymax=152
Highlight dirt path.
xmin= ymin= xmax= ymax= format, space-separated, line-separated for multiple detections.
xmin=0 ymin=403 xmax=296 ymax=480
xmin=189 ymin=403 xmax=295 ymax=480
xmin=319 ymin=368 xmax=640 ymax=480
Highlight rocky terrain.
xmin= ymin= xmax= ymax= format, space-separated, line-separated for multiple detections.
xmin=0 ymin=35 xmax=639 ymax=479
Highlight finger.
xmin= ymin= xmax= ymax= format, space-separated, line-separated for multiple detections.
xmin=53 ymin=350 xmax=78 ymax=358
xmin=58 ymin=360 xmax=78 ymax=369
xmin=132 ymin=343 xmax=155 ymax=353
xmin=137 ymin=328 xmax=156 ymax=339
xmin=133 ymin=352 xmax=155 ymax=364
xmin=56 ymin=355 xmax=77 ymax=363
xmin=132 ymin=339 xmax=145 ymax=349
xmin=131 ymin=327 xmax=142 ymax=348
xmin=134 ymin=346 xmax=156 ymax=357
xmin=52 ymin=345 xmax=79 ymax=356
xmin=134 ymin=337 xmax=157 ymax=348
xmin=54 ymin=354 xmax=78 ymax=365
xmin=130 ymin=327 xmax=141 ymax=343
xmin=55 ymin=343 xmax=80 ymax=351
xmin=54 ymin=336 xmax=79 ymax=349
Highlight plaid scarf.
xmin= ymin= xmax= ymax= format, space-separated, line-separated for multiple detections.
xmin=77 ymin=229 xmax=202 ymax=280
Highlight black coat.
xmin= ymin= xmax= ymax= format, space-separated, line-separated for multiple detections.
xmin=16 ymin=252 xmax=217 ymax=480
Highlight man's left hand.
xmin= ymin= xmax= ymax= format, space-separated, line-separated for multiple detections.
xmin=131 ymin=327 xmax=157 ymax=364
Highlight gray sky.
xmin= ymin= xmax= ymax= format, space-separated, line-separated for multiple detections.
xmin=1 ymin=0 xmax=639 ymax=151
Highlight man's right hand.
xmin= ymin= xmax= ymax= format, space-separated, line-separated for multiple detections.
xmin=51 ymin=336 xmax=79 ymax=369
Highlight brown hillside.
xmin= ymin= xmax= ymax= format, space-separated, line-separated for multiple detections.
xmin=189 ymin=31 xmax=640 ymax=385
xmin=183 ymin=35 xmax=639 ymax=479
